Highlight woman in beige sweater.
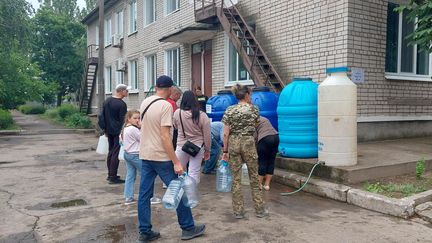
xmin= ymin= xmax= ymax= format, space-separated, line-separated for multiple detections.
xmin=173 ymin=91 xmax=211 ymax=184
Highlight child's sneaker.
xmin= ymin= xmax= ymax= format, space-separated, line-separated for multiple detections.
xmin=150 ymin=197 xmax=161 ymax=205
xmin=124 ymin=198 xmax=135 ymax=205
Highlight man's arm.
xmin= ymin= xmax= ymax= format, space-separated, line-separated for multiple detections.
xmin=160 ymin=126 xmax=184 ymax=175
xmin=221 ymin=124 xmax=230 ymax=161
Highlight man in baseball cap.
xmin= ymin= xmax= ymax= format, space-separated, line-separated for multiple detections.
xmin=155 ymin=75 xmax=174 ymax=88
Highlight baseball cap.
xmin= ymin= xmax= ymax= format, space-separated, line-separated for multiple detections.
xmin=156 ymin=75 xmax=174 ymax=88
xmin=115 ymin=84 xmax=131 ymax=91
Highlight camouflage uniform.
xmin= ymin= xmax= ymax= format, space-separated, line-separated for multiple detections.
xmin=222 ymin=103 xmax=264 ymax=215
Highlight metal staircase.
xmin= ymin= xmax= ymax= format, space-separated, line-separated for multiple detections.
xmin=79 ymin=45 xmax=98 ymax=114
xmin=194 ymin=0 xmax=285 ymax=92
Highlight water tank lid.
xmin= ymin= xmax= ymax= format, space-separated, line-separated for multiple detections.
xmin=217 ymin=90 xmax=233 ymax=95
xmin=252 ymin=86 xmax=270 ymax=92
xmin=292 ymin=77 xmax=313 ymax=81
xmin=326 ymin=66 xmax=349 ymax=74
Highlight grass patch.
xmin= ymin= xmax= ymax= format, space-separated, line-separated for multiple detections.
xmin=0 ymin=109 xmax=14 ymax=129
xmin=363 ymin=174 xmax=432 ymax=198
xmin=42 ymin=104 xmax=92 ymax=129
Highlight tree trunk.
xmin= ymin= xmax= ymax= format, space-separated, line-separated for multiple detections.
xmin=57 ymin=93 xmax=62 ymax=107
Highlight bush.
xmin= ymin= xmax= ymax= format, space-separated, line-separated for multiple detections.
xmin=0 ymin=109 xmax=14 ymax=129
xmin=416 ymin=158 xmax=426 ymax=180
xmin=44 ymin=108 xmax=59 ymax=119
xmin=18 ymin=104 xmax=46 ymax=114
xmin=65 ymin=113 xmax=92 ymax=129
xmin=57 ymin=104 xmax=78 ymax=120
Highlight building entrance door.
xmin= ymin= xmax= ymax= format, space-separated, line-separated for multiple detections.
xmin=191 ymin=40 xmax=212 ymax=96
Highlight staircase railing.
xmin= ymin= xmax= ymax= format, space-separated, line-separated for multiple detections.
xmin=78 ymin=44 xmax=99 ymax=113
xmin=219 ymin=0 xmax=284 ymax=91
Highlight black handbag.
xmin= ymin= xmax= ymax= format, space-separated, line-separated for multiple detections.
xmin=179 ymin=110 xmax=202 ymax=157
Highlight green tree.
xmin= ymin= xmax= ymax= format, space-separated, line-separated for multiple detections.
xmin=84 ymin=0 xmax=98 ymax=14
xmin=32 ymin=7 xmax=86 ymax=106
xmin=0 ymin=0 xmax=46 ymax=109
xmin=398 ymin=0 xmax=432 ymax=53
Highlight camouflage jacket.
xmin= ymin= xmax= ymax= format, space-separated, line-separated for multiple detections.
xmin=222 ymin=103 xmax=259 ymax=136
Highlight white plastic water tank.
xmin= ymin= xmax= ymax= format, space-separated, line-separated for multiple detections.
xmin=318 ymin=67 xmax=357 ymax=166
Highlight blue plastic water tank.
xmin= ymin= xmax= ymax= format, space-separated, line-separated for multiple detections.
xmin=277 ymin=77 xmax=318 ymax=158
xmin=252 ymin=86 xmax=279 ymax=130
xmin=206 ymin=90 xmax=238 ymax=122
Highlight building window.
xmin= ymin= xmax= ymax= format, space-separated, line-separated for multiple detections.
xmin=128 ymin=60 xmax=138 ymax=90
xmin=104 ymin=17 xmax=112 ymax=46
xmin=115 ymin=59 xmax=124 ymax=85
xmin=116 ymin=10 xmax=124 ymax=38
xmin=165 ymin=0 xmax=179 ymax=15
xmin=144 ymin=0 xmax=156 ymax=26
xmin=385 ymin=3 xmax=430 ymax=76
xmin=224 ymin=34 xmax=252 ymax=85
xmin=104 ymin=66 xmax=112 ymax=93
xmin=144 ymin=54 xmax=156 ymax=91
xmin=165 ymin=48 xmax=180 ymax=85
xmin=129 ymin=0 xmax=137 ymax=34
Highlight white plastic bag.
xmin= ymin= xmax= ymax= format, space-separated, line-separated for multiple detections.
xmin=118 ymin=144 xmax=125 ymax=161
xmin=96 ymin=135 xmax=108 ymax=155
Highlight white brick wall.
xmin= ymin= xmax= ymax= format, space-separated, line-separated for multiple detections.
xmin=86 ymin=0 xmax=432 ymax=118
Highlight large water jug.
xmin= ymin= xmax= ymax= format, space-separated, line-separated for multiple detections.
xmin=241 ymin=164 xmax=250 ymax=186
xmin=216 ymin=160 xmax=232 ymax=192
xmin=162 ymin=178 xmax=184 ymax=210
xmin=206 ymin=90 xmax=238 ymax=122
xmin=182 ymin=174 xmax=199 ymax=208
xmin=318 ymin=67 xmax=357 ymax=166
xmin=252 ymin=86 xmax=279 ymax=130
xmin=277 ymin=77 xmax=318 ymax=158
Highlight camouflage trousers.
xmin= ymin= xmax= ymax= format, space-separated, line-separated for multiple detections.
xmin=228 ymin=135 xmax=264 ymax=214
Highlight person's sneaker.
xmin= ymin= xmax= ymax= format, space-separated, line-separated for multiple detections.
xmin=181 ymin=224 xmax=206 ymax=240
xmin=138 ymin=230 xmax=160 ymax=242
xmin=108 ymin=178 xmax=125 ymax=184
xmin=162 ymin=183 xmax=167 ymax=189
xmin=150 ymin=197 xmax=161 ymax=205
xmin=124 ymin=198 xmax=135 ymax=205
xmin=106 ymin=175 xmax=120 ymax=181
xmin=256 ymin=209 xmax=269 ymax=218
xmin=233 ymin=212 xmax=245 ymax=219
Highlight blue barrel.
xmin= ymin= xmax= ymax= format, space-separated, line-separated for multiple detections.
xmin=206 ymin=90 xmax=238 ymax=122
xmin=252 ymin=86 xmax=279 ymax=130
xmin=277 ymin=77 xmax=318 ymax=158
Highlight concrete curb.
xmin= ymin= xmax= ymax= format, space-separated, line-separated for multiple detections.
xmin=274 ymin=169 xmax=432 ymax=219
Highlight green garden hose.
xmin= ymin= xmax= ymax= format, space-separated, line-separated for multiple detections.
xmin=280 ymin=161 xmax=324 ymax=196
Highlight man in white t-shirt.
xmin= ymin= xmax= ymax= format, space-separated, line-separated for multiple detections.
xmin=137 ymin=75 xmax=206 ymax=242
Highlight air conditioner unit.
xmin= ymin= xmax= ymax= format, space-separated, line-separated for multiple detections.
xmin=116 ymin=59 xmax=126 ymax=72
xmin=112 ymin=34 xmax=122 ymax=48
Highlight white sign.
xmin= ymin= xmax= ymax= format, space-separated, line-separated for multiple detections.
xmin=206 ymin=104 xmax=212 ymax=114
xmin=351 ymin=68 xmax=365 ymax=84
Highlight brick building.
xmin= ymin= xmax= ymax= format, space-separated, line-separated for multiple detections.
xmin=82 ymin=0 xmax=432 ymax=141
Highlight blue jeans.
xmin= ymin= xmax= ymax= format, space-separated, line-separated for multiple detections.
xmin=203 ymin=137 xmax=221 ymax=173
xmin=124 ymin=152 xmax=141 ymax=200
xmin=138 ymin=160 xmax=195 ymax=234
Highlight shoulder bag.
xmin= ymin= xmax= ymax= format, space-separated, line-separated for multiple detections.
xmin=180 ymin=110 xmax=202 ymax=157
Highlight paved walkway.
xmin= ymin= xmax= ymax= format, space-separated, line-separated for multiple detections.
xmin=1 ymin=112 xmax=432 ymax=243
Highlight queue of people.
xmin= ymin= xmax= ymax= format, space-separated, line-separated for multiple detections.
xmin=98 ymin=76 xmax=279 ymax=242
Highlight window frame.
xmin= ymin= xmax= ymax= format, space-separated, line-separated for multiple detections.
xmin=385 ymin=3 xmax=432 ymax=82
xmin=224 ymin=34 xmax=253 ymax=86
xmin=128 ymin=0 xmax=137 ymax=35
xmin=165 ymin=47 xmax=181 ymax=86
xmin=165 ymin=0 xmax=180 ymax=16
xmin=144 ymin=54 xmax=157 ymax=91
xmin=128 ymin=59 xmax=139 ymax=91
xmin=104 ymin=66 xmax=112 ymax=93
xmin=115 ymin=59 xmax=124 ymax=86
xmin=104 ymin=17 xmax=112 ymax=47
xmin=144 ymin=0 xmax=156 ymax=27
xmin=115 ymin=10 xmax=124 ymax=38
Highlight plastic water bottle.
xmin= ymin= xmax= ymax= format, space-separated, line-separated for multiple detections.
xmin=216 ymin=160 xmax=232 ymax=192
xmin=182 ymin=174 xmax=199 ymax=208
xmin=162 ymin=178 xmax=184 ymax=210
xmin=241 ymin=164 xmax=250 ymax=185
